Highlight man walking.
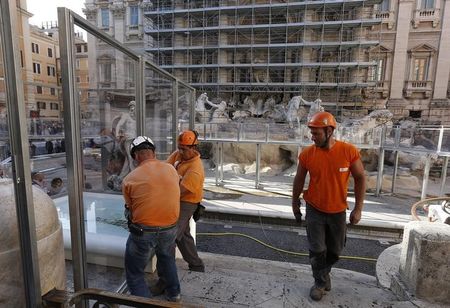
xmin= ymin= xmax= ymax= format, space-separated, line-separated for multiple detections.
xmin=291 ymin=112 xmax=366 ymax=301
xmin=152 ymin=130 xmax=205 ymax=295
xmin=122 ymin=136 xmax=181 ymax=302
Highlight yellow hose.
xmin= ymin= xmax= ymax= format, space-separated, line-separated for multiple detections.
xmin=197 ymin=232 xmax=377 ymax=262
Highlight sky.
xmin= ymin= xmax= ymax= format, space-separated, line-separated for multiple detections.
xmin=27 ymin=0 xmax=86 ymax=27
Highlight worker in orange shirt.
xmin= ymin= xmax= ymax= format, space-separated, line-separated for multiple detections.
xmin=151 ymin=130 xmax=205 ymax=296
xmin=291 ymin=112 xmax=366 ymax=301
xmin=122 ymin=136 xmax=181 ymax=302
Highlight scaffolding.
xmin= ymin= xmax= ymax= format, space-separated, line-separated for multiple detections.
xmin=144 ymin=0 xmax=383 ymax=118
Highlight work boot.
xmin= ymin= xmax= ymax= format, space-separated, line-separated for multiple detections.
xmin=325 ymin=274 xmax=331 ymax=291
xmin=165 ymin=293 xmax=181 ymax=302
xmin=309 ymin=285 xmax=325 ymax=301
xmin=188 ymin=264 xmax=205 ymax=272
xmin=149 ymin=280 xmax=166 ymax=296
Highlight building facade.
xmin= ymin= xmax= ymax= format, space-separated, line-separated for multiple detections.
xmin=369 ymin=0 xmax=450 ymax=125
xmin=144 ymin=0 xmax=383 ymax=117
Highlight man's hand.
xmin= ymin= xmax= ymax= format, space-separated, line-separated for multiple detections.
xmin=294 ymin=211 xmax=303 ymax=224
xmin=292 ymin=199 xmax=302 ymax=225
xmin=349 ymin=208 xmax=362 ymax=225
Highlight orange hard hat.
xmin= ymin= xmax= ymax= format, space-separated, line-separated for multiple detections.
xmin=178 ymin=130 xmax=199 ymax=146
xmin=307 ymin=112 xmax=337 ymax=129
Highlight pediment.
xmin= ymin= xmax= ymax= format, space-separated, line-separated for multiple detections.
xmin=368 ymin=45 xmax=392 ymax=53
xmin=409 ymin=43 xmax=436 ymax=53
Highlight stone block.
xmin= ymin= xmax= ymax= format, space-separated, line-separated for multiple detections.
xmin=399 ymin=221 xmax=450 ymax=304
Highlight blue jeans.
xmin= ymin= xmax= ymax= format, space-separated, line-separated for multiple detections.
xmin=124 ymin=226 xmax=180 ymax=298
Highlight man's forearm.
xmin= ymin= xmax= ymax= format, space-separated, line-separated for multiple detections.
xmin=353 ymin=176 xmax=365 ymax=211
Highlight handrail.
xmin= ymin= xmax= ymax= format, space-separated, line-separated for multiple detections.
xmin=42 ymin=288 xmax=199 ymax=308
xmin=410 ymin=197 xmax=450 ymax=221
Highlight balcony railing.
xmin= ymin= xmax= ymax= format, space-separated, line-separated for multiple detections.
xmin=413 ymin=9 xmax=440 ymax=28
xmin=404 ymin=80 xmax=433 ymax=98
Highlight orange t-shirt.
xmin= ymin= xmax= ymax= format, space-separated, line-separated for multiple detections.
xmin=122 ymin=159 xmax=180 ymax=227
xmin=299 ymin=141 xmax=361 ymax=213
xmin=167 ymin=151 xmax=204 ymax=203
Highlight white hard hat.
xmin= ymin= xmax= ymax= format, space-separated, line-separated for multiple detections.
xmin=129 ymin=135 xmax=155 ymax=158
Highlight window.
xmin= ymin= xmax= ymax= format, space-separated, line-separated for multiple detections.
xmin=37 ymin=102 xmax=46 ymax=109
xmin=369 ymin=59 xmax=385 ymax=82
xmin=36 ymin=86 xmax=43 ymax=94
xmin=48 ymin=48 xmax=53 ymax=57
xmin=33 ymin=63 xmax=41 ymax=74
xmin=421 ymin=0 xmax=435 ymax=9
xmin=50 ymin=103 xmax=59 ymax=110
xmin=84 ymin=45 xmax=88 ymax=52
xmin=76 ymin=76 xmax=81 ymax=83
xmin=413 ymin=58 xmax=429 ymax=81
xmin=20 ymin=50 xmax=23 ymax=67
xmin=47 ymin=66 xmax=56 ymax=76
xmin=409 ymin=110 xmax=422 ymax=118
xmin=101 ymin=8 xmax=109 ymax=28
xmin=129 ymin=6 xmax=139 ymax=27
xmin=32 ymin=43 xmax=39 ymax=53
xmin=50 ymin=88 xmax=56 ymax=96
xmin=76 ymin=45 xmax=82 ymax=53
xmin=100 ymin=63 xmax=112 ymax=82
xmin=380 ymin=0 xmax=390 ymax=11
xmin=76 ymin=59 xmax=80 ymax=68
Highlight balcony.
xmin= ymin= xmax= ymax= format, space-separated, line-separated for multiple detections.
xmin=413 ymin=9 xmax=440 ymax=28
xmin=404 ymin=80 xmax=433 ymax=98
xmin=375 ymin=11 xmax=395 ymax=29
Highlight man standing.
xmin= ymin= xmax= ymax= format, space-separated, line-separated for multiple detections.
xmin=151 ymin=130 xmax=205 ymax=295
xmin=291 ymin=112 xmax=366 ymax=301
xmin=122 ymin=136 xmax=181 ymax=302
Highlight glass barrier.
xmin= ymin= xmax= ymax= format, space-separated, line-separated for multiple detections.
xmin=177 ymin=84 xmax=192 ymax=131
xmin=144 ymin=65 xmax=174 ymax=159
xmin=0 ymin=23 xmax=27 ymax=306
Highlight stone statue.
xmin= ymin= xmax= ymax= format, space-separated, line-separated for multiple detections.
xmin=210 ymin=101 xmax=230 ymax=123
xmin=286 ymin=96 xmax=308 ymax=128
xmin=195 ymin=93 xmax=221 ymax=123
xmin=307 ymin=98 xmax=324 ymax=121
xmin=262 ymin=97 xmax=276 ymax=118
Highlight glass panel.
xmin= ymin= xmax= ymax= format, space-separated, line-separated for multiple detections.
xmin=144 ymin=65 xmax=174 ymax=159
xmin=177 ymin=84 xmax=192 ymax=132
xmin=54 ymin=24 xmax=138 ymax=292
xmin=0 ymin=18 xmax=26 ymax=306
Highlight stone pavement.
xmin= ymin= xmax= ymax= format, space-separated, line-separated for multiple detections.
xmin=148 ymin=252 xmax=440 ymax=307
xmin=150 ymin=179 xmax=445 ymax=307
xmin=202 ymin=178 xmax=420 ymax=232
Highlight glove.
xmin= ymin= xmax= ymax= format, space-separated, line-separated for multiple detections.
xmin=294 ymin=211 xmax=302 ymax=224
xmin=193 ymin=204 xmax=206 ymax=222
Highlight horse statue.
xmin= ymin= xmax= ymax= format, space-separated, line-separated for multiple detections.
xmin=195 ymin=93 xmax=221 ymax=123
xmin=286 ymin=96 xmax=308 ymax=128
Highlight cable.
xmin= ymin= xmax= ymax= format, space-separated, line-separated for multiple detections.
xmin=197 ymin=231 xmax=378 ymax=262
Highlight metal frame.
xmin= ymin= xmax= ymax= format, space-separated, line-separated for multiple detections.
xmin=0 ymin=0 xmax=41 ymax=306
xmin=57 ymin=7 xmax=195 ymax=296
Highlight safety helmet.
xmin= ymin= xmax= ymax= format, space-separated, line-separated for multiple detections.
xmin=307 ymin=112 xmax=337 ymax=129
xmin=129 ymin=135 xmax=155 ymax=158
xmin=178 ymin=130 xmax=199 ymax=146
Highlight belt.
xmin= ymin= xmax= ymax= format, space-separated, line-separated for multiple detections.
xmin=139 ymin=223 xmax=177 ymax=232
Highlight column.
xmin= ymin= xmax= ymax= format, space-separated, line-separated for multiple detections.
xmin=432 ymin=0 xmax=450 ymax=99
xmin=389 ymin=0 xmax=414 ymax=99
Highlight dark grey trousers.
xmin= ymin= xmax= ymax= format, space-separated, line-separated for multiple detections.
xmin=305 ymin=203 xmax=346 ymax=288
xmin=175 ymin=201 xmax=204 ymax=269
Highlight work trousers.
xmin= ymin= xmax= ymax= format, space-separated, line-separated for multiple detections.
xmin=176 ymin=201 xmax=205 ymax=270
xmin=305 ymin=203 xmax=346 ymax=288
xmin=157 ymin=201 xmax=204 ymax=279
